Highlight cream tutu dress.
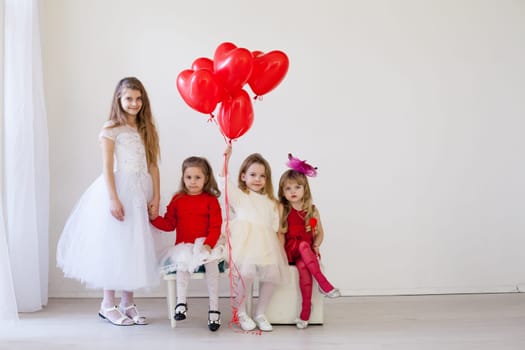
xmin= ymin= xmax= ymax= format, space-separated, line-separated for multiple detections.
xmin=56 ymin=123 xmax=159 ymax=291
xmin=221 ymin=178 xmax=289 ymax=284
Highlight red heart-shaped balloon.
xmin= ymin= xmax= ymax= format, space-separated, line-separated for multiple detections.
xmin=217 ymin=89 xmax=254 ymax=140
xmin=191 ymin=57 xmax=214 ymax=72
xmin=213 ymin=42 xmax=253 ymax=93
xmin=248 ymin=50 xmax=289 ymax=96
xmin=213 ymin=42 xmax=237 ymax=61
xmin=176 ymin=69 xmax=222 ymax=114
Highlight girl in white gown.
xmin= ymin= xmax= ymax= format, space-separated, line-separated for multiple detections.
xmin=56 ymin=77 xmax=161 ymax=326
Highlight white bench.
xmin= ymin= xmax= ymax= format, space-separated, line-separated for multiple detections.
xmin=265 ymin=265 xmax=324 ymax=324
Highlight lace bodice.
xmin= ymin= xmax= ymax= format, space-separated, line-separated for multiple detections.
xmin=99 ymin=124 xmax=148 ymax=173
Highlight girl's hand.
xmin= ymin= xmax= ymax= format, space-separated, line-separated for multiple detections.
xmin=110 ymin=198 xmax=125 ymax=221
xmin=220 ymin=143 xmax=232 ymax=177
xmin=148 ymin=198 xmax=160 ymax=219
xmin=203 ymin=244 xmax=212 ymax=253
xmin=224 ymin=144 xmax=232 ymax=162
xmin=313 ymin=244 xmax=320 ymax=257
xmin=147 ymin=206 xmax=157 ymax=220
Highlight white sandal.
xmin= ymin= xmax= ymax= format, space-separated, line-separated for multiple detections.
xmin=98 ymin=305 xmax=134 ymax=326
xmin=119 ymin=304 xmax=148 ymax=325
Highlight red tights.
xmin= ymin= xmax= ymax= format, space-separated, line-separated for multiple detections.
xmin=295 ymin=241 xmax=334 ymax=321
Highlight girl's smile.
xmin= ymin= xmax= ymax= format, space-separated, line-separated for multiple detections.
xmin=241 ymin=163 xmax=267 ymax=193
xmin=120 ymin=88 xmax=143 ymax=117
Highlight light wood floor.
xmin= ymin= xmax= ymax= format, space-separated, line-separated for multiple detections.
xmin=1 ymin=294 xmax=524 ymax=350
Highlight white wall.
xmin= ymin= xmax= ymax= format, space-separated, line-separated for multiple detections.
xmin=0 ymin=1 xmax=3 ymax=192
xmin=41 ymin=0 xmax=525 ymax=297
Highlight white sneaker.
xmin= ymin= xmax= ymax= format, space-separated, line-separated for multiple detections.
xmin=321 ymin=287 xmax=341 ymax=298
xmin=254 ymin=314 xmax=273 ymax=332
xmin=237 ymin=312 xmax=256 ymax=331
xmin=296 ymin=318 xmax=309 ymax=329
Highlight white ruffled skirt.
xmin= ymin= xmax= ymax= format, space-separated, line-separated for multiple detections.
xmin=159 ymin=237 xmax=226 ymax=274
xmin=56 ymin=171 xmax=159 ymax=291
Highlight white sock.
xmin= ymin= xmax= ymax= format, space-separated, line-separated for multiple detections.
xmin=235 ymin=276 xmax=253 ymax=315
xmin=176 ymin=271 xmax=190 ymax=305
xmin=102 ymin=290 xmax=116 ymax=308
xmin=256 ymin=282 xmax=276 ymax=316
xmin=204 ymin=261 xmax=220 ymax=311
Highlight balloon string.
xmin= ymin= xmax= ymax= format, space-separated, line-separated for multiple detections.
xmin=224 ymin=142 xmax=258 ymax=334
xmin=211 ymin=117 xmax=231 ymax=145
xmin=214 ymin=118 xmax=261 ymax=334
xmin=207 ymin=113 xmax=215 ymax=122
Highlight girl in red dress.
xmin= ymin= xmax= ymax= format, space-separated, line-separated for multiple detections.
xmin=278 ymin=154 xmax=341 ymax=329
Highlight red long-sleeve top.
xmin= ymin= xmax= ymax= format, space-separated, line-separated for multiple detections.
xmin=151 ymin=192 xmax=222 ymax=248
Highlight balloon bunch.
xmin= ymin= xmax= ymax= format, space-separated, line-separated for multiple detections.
xmin=177 ymin=42 xmax=289 ymax=141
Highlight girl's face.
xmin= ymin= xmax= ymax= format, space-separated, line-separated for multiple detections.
xmin=120 ymin=88 xmax=143 ymax=117
xmin=282 ymin=180 xmax=305 ymax=206
xmin=241 ymin=163 xmax=267 ymax=193
xmin=183 ymin=166 xmax=206 ymax=195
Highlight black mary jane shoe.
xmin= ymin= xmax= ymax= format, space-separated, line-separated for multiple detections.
xmin=174 ymin=303 xmax=187 ymax=321
xmin=208 ymin=310 xmax=221 ymax=332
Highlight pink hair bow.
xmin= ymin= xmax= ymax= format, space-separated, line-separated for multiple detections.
xmin=286 ymin=153 xmax=318 ymax=177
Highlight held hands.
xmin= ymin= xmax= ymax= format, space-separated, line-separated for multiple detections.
xmin=110 ymin=198 xmax=125 ymax=221
xmin=147 ymin=199 xmax=159 ymax=220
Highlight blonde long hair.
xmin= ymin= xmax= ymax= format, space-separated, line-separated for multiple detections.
xmin=108 ymin=77 xmax=160 ymax=167
xmin=238 ymin=153 xmax=277 ymax=202
xmin=278 ymin=169 xmax=315 ymax=232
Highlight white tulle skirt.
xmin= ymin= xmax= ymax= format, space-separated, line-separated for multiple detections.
xmin=159 ymin=237 xmax=226 ymax=274
xmin=56 ymin=171 xmax=159 ymax=291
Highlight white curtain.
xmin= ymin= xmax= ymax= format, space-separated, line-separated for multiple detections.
xmin=3 ymin=0 xmax=49 ymax=312
xmin=0 ymin=198 xmax=18 ymax=321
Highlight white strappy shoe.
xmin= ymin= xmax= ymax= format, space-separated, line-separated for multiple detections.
xmin=98 ymin=305 xmax=134 ymax=326
xmin=119 ymin=304 xmax=148 ymax=325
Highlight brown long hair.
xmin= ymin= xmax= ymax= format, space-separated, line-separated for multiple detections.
xmin=238 ymin=153 xmax=276 ymax=202
xmin=107 ymin=77 xmax=160 ymax=167
xmin=278 ymin=169 xmax=315 ymax=232
xmin=178 ymin=156 xmax=220 ymax=197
